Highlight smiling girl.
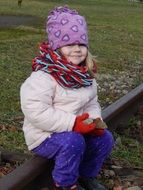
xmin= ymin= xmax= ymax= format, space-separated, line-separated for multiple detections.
xmin=20 ymin=6 xmax=114 ymax=190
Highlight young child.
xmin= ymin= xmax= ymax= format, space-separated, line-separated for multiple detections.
xmin=20 ymin=6 xmax=114 ymax=190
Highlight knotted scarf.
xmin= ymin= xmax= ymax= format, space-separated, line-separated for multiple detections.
xmin=32 ymin=42 xmax=93 ymax=88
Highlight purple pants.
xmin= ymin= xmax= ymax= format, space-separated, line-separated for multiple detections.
xmin=32 ymin=130 xmax=114 ymax=187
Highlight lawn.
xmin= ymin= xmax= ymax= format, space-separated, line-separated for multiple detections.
xmin=0 ymin=0 xmax=143 ymax=165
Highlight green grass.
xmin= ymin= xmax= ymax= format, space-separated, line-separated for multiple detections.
xmin=0 ymin=32 xmax=43 ymax=114
xmin=0 ymin=129 xmax=27 ymax=153
xmin=0 ymin=0 xmax=143 ymax=164
xmin=112 ymin=136 xmax=143 ymax=167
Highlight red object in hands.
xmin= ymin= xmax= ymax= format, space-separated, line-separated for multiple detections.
xmin=73 ymin=113 xmax=95 ymax=134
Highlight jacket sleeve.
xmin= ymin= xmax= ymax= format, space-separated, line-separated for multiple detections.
xmin=20 ymin=71 xmax=76 ymax=132
xmin=83 ymin=79 xmax=102 ymax=119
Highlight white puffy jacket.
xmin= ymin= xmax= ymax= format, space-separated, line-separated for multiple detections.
xmin=20 ymin=70 xmax=102 ymax=150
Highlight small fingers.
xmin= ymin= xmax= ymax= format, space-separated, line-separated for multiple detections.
xmin=86 ymin=123 xmax=96 ymax=132
xmin=80 ymin=113 xmax=89 ymax=121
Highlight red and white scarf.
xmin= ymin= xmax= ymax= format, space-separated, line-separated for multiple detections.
xmin=32 ymin=42 xmax=93 ymax=88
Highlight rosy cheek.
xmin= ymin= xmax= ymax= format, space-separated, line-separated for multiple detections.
xmin=65 ymin=57 xmax=71 ymax=62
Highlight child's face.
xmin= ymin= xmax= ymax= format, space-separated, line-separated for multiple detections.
xmin=60 ymin=44 xmax=88 ymax=65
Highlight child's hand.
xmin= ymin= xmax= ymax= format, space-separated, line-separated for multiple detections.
xmin=73 ymin=113 xmax=96 ymax=134
xmin=90 ymin=118 xmax=108 ymax=136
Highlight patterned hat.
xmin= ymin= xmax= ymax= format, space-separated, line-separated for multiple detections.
xmin=46 ymin=6 xmax=88 ymax=50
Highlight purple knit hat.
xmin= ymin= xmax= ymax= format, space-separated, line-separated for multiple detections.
xmin=46 ymin=6 xmax=88 ymax=50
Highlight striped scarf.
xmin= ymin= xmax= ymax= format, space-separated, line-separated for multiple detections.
xmin=32 ymin=42 xmax=93 ymax=88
